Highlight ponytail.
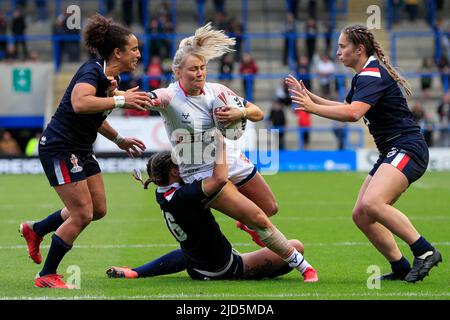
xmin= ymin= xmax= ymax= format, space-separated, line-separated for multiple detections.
xmin=343 ymin=24 xmax=412 ymax=96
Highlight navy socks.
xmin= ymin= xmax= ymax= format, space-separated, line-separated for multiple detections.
xmin=410 ymin=236 xmax=434 ymax=257
xmin=390 ymin=256 xmax=411 ymax=276
xmin=133 ymin=249 xmax=186 ymax=277
xmin=39 ymin=234 xmax=72 ymax=277
xmin=33 ymin=209 xmax=64 ymax=237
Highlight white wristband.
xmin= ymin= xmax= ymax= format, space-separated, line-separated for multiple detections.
xmin=113 ymin=95 xmax=126 ymax=109
xmin=113 ymin=133 xmax=124 ymax=145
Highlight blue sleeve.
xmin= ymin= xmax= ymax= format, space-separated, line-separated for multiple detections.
xmin=345 ymin=86 xmax=354 ymax=104
xmin=175 ymin=180 xmax=208 ymax=203
xmin=350 ymin=76 xmax=385 ymax=106
xmin=76 ymin=63 xmax=102 ymax=89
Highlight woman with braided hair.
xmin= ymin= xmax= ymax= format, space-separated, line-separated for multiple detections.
xmin=139 ymin=23 xmax=318 ymax=282
xmin=286 ymin=24 xmax=442 ymax=283
xmin=106 ymin=133 xmax=309 ymax=281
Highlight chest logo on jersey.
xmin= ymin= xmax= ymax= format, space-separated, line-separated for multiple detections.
xmin=70 ymin=154 xmax=83 ymax=173
xmin=181 ymin=112 xmax=191 ymax=124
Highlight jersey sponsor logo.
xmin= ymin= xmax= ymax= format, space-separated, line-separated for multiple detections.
xmin=69 ymin=154 xmax=83 ymax=173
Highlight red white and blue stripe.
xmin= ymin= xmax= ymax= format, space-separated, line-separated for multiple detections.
xmin=53 ymin=159 xmax=71 ymax=185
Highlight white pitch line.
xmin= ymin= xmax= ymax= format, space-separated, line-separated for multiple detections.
xmin=2 ymin=215 xmax=450 ymax=225
xmin=1 ymin=292 xmax=450 ymax=300
xmin=2 ymin=242 xmax=450 ymax=250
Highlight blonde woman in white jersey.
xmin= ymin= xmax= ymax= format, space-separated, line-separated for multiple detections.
xmin=140 ymin=23 xmax=318 ymax=282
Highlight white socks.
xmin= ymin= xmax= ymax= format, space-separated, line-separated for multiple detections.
xmin=285 ymin=248 xmax=311 ymax=274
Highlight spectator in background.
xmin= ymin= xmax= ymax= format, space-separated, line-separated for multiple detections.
xmin=269 ymin=100 xmax=287 ymax=150
xmin=212 ymin=11 xmax=229 ymax=31
xmin=411 ymin=101 xmax=434 ymax=147
xmin=11 ymin=9 xmax=28 ymax=60
xmin=315 ymin=53 xmax=335 ymax=98
xmin=296 ymin=55 xmax=312 ymax=91
xmin=434 ymin=18 xmax=450 ymax=64
xmin=4 ymin=43 xmax=18 ymax=61
xmin=420 ymin=57 xmax=434 ymax=100
xmin=437 ymin=55 xmax=450 ymax=92
xmin=390 ymin=0 xmax=403 ymax=25
xmin=213 ymin=0 xmax=226 ymax=14
xmin=146 ymin=56 xmax=163 ymax=91
xmin=35 ymin=0 xmax=48 ymax=23
xmin=122 ymin=0 xmax=134 ymax=26
xmin=0 ymin=10 xmax=7 ymax=60
xmin=437 ymin=93 xmax=450 ymax=147
xmin=146 ymin=56 xmax=164 ymax=117
xmin=147 ymin=17 xmax=166 ymax=59
xmin=404 ymin=0 xmax=419 ymax=23
xmin=227 ymin=18 xmax=243 ymax=62
xmin=305 ymin=18 xmax=318 ymax=63
xmin=53 ymin=12 xmax=81 ymax=65
xmin=333 ymin=122 xmax=347 ymax=150
xmin=0 ymin=131 xmax=22 ymax=156
xmin=25 ymin=132 xmax=41 ymax=157
xmin=219 ymin=52 xmax=234 ymax=87
xmin=295 ymin=109 xmax=311 ymax=149
xmin=283 ymin=13 xmax=298 ymax=66
xmin=239 ymin=53 xmax=258 ymax=100
xmin=322 ymin=15 xmax=333 ymax=57
xmin=286 ymin=0 xmax=300 ymax=20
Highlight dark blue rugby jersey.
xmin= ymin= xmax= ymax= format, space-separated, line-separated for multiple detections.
xmin=345 ymin=56 xmax=420 ymax=152
xmin=156 ymin=181 xmax=232 ymax=272
xmin=41 ymin=59 xmax=118 ymax=152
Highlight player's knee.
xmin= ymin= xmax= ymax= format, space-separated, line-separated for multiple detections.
xmin=351 ymin=207 xmax=365 ymax=226
xmin=266 ymin=200 xmax=278 ymax=217
xmin=360 ymin=197 xmax=381 ymax=219
xmin=92 ymin=206 xmax=107 ymax=221
xmin=290 ymin=239 xmax=304 ymax=254
xmin=72 ymin=211 xmax=93 ymax=228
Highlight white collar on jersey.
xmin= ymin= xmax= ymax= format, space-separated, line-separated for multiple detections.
xmin=157 ymin=182 xmax=181 ymax=193
xmin=362 ymin=55 xmax=377 ymax=69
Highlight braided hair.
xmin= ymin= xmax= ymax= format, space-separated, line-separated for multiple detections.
xmin=143 ymin=151 xmax=177 ymax=189
xmin=343 ymin=24 xmax=412 ymax=96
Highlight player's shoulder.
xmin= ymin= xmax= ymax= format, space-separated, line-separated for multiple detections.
xmin=78 ymin=58 xmax=103 ymax=73
xmin=206 ymin=82 xmax=231 ymax=96
xmin=357 ymin=58 xmax=382 ymax=80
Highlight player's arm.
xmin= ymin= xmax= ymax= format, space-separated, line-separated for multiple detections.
xmin=285 ymin=75 xmax=346 ymax=106
xmin=98 ymin=120 xmax=146 ymax=157
xmin=201 ymin=131 xmax=228 ymax=196
xmin=71 ymin=83 xmax=151 ymax=114
xmin=290 ymin=88 xmax=370 ymax=122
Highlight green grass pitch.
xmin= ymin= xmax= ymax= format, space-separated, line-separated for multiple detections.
xmin=0 ymin=171 xmax=448 ymax=300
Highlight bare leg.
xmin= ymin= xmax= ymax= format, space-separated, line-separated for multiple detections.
xmin=238 ymin=172 xmax=278 ymax=217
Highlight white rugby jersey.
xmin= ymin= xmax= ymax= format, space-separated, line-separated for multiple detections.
xmin=149 ymin=81 xmax=246 ymax=179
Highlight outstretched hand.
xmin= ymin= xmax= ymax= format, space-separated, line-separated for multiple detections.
xmin=117 ymin=137 xmax=146 ymax=158
xmin=123 ymin=86 xmax=152 ymax=111
xmin=285 ymin=75 xmax=314 ymax=112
